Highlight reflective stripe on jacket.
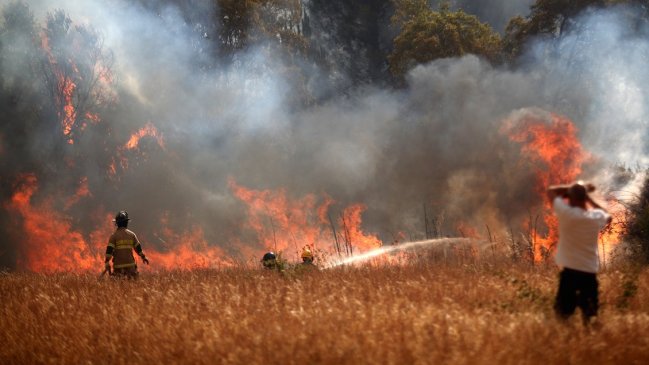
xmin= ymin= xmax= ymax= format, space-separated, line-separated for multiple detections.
xmin=107 ymin=228 xmax=142 ymax=269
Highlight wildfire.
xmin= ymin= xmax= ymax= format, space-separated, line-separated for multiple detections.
xmin=8 ymin=174 xmax=232 ymax=272
xmin=6 ymin=174 xmax=104 ymax=272
xmin=85 ymin=112 xmax=101 ymax=124
xmin=339 ymin=204 xmax=382 ymax=253
xmin=502 ymin=109 xmax=595 ymax=260
xmin=504 ymin=111 xmax=589 ymax=195
xmin=598 ymin=198 xmax=626 ymax=264
xmin=109 ymin=121 xmax=165 ymax=177
xmin=125 ymin=122 xmax=165 ymax=150
xmin=108 ymin=158 xmax=118 ymax=177
xmin=41 ymin=33 xmax=77 ymax=144
xmin=229 ymin=179 xmax=381 ymax=260
xmin=148 ymin=213 xmax=232 ymax=270
xmin=64 ymin=177 xmax=91 ymax=209
xmin=455 ymin=222 xmax=480 ymax=239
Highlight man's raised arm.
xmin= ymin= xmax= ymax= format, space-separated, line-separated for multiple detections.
xmin=547 ymin=184 xmax=570 ymax=205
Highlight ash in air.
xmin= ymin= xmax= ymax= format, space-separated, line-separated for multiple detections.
xmin=0 ymin=0 xmax=647 ymax=270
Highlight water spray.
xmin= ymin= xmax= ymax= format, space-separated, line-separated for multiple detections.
xmin=326 ymin=237 xmax=479 ymax=268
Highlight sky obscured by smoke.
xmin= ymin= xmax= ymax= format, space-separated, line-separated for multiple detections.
xmin=1 ymin=0 xmax=648 ymax=267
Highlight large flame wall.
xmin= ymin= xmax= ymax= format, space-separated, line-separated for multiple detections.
xmin=0 ymin=1 xmax=644 ymax=271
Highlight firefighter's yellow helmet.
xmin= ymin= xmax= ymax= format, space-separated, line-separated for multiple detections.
xmin=301 ymin=247 xmax=313 ymax=259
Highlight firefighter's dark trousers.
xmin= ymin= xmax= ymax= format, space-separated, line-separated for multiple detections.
xmin=113 ymin=266 xmax=139 ymax=279
xmin=554 ymin=268 xmax=598 ymax=324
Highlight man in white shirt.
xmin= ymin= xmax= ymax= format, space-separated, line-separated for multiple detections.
xmin=547 ymin=182 xmax=612 ymax=324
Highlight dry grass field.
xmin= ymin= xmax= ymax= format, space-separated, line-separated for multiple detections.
xmin=1 ymin=260 xmax=649 ymax=365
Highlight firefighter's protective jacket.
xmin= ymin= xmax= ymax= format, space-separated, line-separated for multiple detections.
xmin=106 ymin=228 xmax=143 ymax=269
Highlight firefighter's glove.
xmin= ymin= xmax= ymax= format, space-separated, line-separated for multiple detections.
xmin=141 ymin=255 xmax=149 ymax=265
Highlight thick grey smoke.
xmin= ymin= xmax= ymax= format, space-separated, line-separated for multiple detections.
xmin=0 ymin=1 xmax=648 ymax=269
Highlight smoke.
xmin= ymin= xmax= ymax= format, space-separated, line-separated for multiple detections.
xmin=542 ymin=8 xmax=649 ymax=168
xmin=302 ymin=0 xmax=394 ymax=92
xmin=510 ymin=5 xmax=649 ymax=210
xmin=0 ymin=1 xmax=648 ymax=269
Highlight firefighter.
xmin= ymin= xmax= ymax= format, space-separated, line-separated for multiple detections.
xmin=301 ymin=247 xmax=314 ymax=264
xmin=261 ymin=251 xmax=277 ymax=270
xmin=299 ymin=247 xmax=317 ymax=270
xmin=104 ymin=211 xmax=149 ymax=278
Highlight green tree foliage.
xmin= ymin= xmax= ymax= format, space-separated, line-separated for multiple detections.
xmin=389 ymin=2 xmax=502 ymax=79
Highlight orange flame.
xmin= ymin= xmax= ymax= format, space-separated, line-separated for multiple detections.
xmin=41 ymin=33 xmax=77 ymax=144
xmin=598 ymin=198 xmax=626 ymax=264
xmin=108 ymin=158 xmax=118 ymax=177
xmin=339 ymin=204 xmax=382 ymax=253
xmin=125 ymin=122 xmax=165 ymax=150
xmin=147 ymin=213 xmax=232 ymax=270
xmin=503 ymin=111 xmax=590 ymax=260
xmin=229 ymin=179 xmax=381 ymax=259
xmin=85 ymin=112 xmax=101 ymax=124
xmin=6 ymin=174 xmax=104 ymax=272
xmin=455 ymin=221 xmax=481 ymax=239
xmin=64 ymin=176 xmax=91 ymax=209
xmin=8 ymin=174 xmax=235 ymax=272
xmin=110 ymin=122 xmax=165 ymax=177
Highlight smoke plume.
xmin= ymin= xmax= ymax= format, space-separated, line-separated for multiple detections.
xmin=0 ymin=1 xmax=647 ymax=270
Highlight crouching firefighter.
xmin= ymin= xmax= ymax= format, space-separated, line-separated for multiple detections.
xmin=298 ymin=247 xmax=318 ymax=271
xmin=261 ymin=251 xmax=278 ymax=270
xmin=104 ymin=211 xmax=149 ymax=278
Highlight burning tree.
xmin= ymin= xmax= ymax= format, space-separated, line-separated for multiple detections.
xmin=0 ymin=4 xmax=118 ymax=270
xmin=40 ymin=9 xmax=114 ymax=145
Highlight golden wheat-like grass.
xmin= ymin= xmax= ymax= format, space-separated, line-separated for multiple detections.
xmin=1 ymin=261 xmax=648 ymax=365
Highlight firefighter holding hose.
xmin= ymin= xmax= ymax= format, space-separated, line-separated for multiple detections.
xmin=261 ymin=251 xmax=278 ymax=270
xmin=300 ymin=247 xmax=314 ymax=265
xmin=104 ymin=211 xmax=149 ymax=278
xmin=547 ymin=181 xmax=611 ymax=325
xmin=298 ymin=246 xmax=318 ymax=271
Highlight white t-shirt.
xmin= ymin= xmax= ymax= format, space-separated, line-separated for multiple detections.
xmin=553 ymin=197 xmax=610 ymax=273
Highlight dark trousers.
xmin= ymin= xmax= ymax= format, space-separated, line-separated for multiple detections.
xmin=554 ymin=268 xmax=598 ymax=323
xmin=113 ymin=266 xmax=139 ymax=279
